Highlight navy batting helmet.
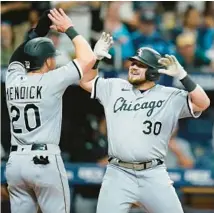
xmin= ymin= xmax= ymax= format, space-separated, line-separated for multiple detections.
xmin=129 ymin=47 xmax=164 ymax=81
xmin=24 ymin=37 xmax=59 ymax=71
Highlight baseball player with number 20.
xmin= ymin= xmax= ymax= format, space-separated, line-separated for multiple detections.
xmin=5 ymin=8 xmax=96 ymax=213
xmin=80 ymin=33 xmax=210 ymax=213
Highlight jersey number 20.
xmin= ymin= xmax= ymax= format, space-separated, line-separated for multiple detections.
xmin=11 ymin=104 xmax=41 ymax=133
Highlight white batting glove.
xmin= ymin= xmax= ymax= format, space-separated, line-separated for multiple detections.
xmin=94 ymin=32 xmax=114 ymax=60
xmin=158 ymin=55 xmax=187 ymax=80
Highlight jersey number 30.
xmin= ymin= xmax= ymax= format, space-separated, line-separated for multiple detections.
xmin=11 ymin=104 xmax=41 ymax=133
xmin=142 ymin=120 xmax=162 ymax=135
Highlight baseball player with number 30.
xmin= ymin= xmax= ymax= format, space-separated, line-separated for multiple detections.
xmin=80 ymin=33 xmax=210 ymax=213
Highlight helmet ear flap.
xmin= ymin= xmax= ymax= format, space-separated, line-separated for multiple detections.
xmin=145 ymin=67 xmax=160 ymax=81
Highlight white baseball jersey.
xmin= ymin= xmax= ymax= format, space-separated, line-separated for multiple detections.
xmin=5 ymin=60 xmax=82 ymax=146
xmin=91 ymin=77 xmax=201 ymax=162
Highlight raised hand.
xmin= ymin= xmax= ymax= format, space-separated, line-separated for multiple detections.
xmin=94 ymin=32 xmax=114 ymax=60
xmin=48 ymin=8 xmax=73 ymax=33
xmin=158 ymin=55 xmax=187 ymax=80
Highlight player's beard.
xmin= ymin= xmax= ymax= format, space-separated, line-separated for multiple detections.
xmin=128 ymin=78 xmax=148 ymax=86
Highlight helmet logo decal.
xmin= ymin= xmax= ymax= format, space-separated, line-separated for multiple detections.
xmin=137 ymin=48 xmax=143 ymax=56
xmin=25 ymin=61 xmax=30 ymax=69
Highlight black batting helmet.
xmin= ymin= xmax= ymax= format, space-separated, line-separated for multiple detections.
xmin=129 ymin=47 xmax=164 ymax=81
xmin=24 ymin=37 xmax=59 ymax=71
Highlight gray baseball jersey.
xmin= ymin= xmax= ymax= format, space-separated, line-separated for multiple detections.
xmin=5 ymin=60 xmax=82 ymax=146
xmin=91 ymin=77 xmax=201 ymax=162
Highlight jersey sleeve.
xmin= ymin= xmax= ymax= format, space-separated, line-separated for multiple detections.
xmin=6 ymin=62 xmax=26 ymax=85
xmin=172 ymin=89 xmax=202 ymax=119
xmin=90 ymin=77 xmax=116 ymax=106
xmin=48 ymin=59 xmax=83 ymax=96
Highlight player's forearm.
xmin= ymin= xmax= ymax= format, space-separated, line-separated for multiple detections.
xmin=65 ymin=27 xmax=96 ymax=73
xmin=80 ymin=69 xmax=98 ymax=93
xmin=180 ymin=75 xmax=210 ymax=111
xmin=47 ymin=9 xmax=96 ymax=71
xmin=73 ymin=35 xmax=96 ymax=68
xmin=189 ymin=85 xmax=210 ymax=111
xmin=80 ymin=69 xmax=98 ymax=83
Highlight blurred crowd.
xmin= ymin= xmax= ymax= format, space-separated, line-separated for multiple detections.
xmin=1 ymin=1 xmax=214 ymax=71
xmin=1 ymin=1 xmax=214 ymax=213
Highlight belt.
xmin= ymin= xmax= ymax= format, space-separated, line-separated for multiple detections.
xmin=11 ymin=144 xmax=48 ymax=152
xmin=108 ymin=158 xmax=163 ymax=171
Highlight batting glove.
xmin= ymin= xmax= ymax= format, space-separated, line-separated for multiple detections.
xmin=158 ymin=55 xmax=187 ymax=80
xmin=94 ymin=32 xmax=114 ymax=60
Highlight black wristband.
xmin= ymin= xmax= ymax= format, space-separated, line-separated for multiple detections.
xmin=180 ymin=75 xmax=197 ymax=92
xmin=65 ymin=27 xmax=79 ymax=40
xmin=92 ymin=60 xmax=100 ymax=69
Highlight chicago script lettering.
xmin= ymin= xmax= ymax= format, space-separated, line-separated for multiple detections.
xmin=113 ymin=97 xmax=165 ymax=116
